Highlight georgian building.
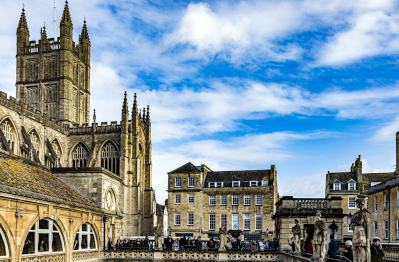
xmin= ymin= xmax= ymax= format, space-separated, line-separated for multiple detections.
xmin=0 ymin=4 xmax=162 ymax=262
xmin=325 ymin=156 xmax=394 ymax=241
xmin=167 ymin=162 xmax=278 ymax=240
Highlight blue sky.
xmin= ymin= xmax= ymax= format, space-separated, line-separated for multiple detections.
xmin=1 ymin=0 xmax=399 ymax=203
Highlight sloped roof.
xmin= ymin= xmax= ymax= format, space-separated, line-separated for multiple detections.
xmin=168 ymin=162 xmax=201 ymax=174
xmin=328 ymin=172 xmax=356 ymax=183
xmin=205 ymin=170 xmax=271 ymax=183
xmin=363 ymin=173 xmax=394 ymax=183
xmin=0 ymin=156 xmax=99 ymax=211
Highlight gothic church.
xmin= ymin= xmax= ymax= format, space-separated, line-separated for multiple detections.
xmin=0 ymin=0 xmax=159 ymax=237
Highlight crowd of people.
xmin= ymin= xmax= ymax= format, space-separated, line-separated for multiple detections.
xmin=163 ymin=235 xmax=279 ymax=252
xmin=107 ymin=237 xmax=151 ymax=250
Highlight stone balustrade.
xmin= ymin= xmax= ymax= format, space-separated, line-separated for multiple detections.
xmin=295 ymin=199 xmax=326 ymax=209
xmin=275 ymin=196 xmax=343 ymax=216
xmin=382 ymin=244 xmax=399 ymax=262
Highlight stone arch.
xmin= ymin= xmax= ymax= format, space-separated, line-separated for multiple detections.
xmin=0 ymin=116 xmax=20 ymax=154
xmin=98 ymin=139 xmax=120 ymax=175
xmin=0 ymin=213 xmax=15 ymax=259
xmin=26 ymin=127 xmax=42 ymax=156
xmin=72 ymin=221 xmax=100 ymax=251
xmin=104 ymin=186 xmax=118 ymax=211
xmin=69 ymin=141 xmax=90 ymax=168
xmin=49 ymin=137 xmax=64 ymax=160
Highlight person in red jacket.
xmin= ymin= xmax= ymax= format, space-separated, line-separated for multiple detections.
xmin=307 ymin=239 xmax=313 ymax=256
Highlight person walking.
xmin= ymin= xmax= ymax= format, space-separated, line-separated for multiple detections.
xmin=371 ymin=237 xmax=384 ymax=262
xmin=327 ymin=235 xmax=338 ymax=262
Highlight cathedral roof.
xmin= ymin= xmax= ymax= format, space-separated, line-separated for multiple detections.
xmin=168 ymin=162 xmax=201 ymax=174
xmin=0 ymin=155 xmax=99 ymax=211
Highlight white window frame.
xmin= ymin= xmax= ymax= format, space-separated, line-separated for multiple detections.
xmin=232 ymin=214 xmax=239 ymax=230
xmin=384 ymin=220 xmax=389 ymax=239
xmin=348 ymin=197 xmax=356 ymax=209
xmin=232 ymin=195 xmax=239 ymax=206
xmin=188 ymin=213 xmax=194 ymax=226
xmin=244 ymin=195 xmax=251 ymax=206
xmin=221 ymin=214 xmax=227 ymax=228
xmin=262 ymin=180 xmax=268 ymax=186
xmin=348 ymin=216 xmax=353 ymax=233
xmin=333 ymin=183 xmax=341 ymax=191
xmin=374 ymin=196 xmax=377 ymax=212
xmin=175 ymin=194 xmax=181 ymax=204
xmin=209 ymin=182 xmax=215 ymax=188
xmin=175 ymin=177 xmax=181 ymax=188
xmin=256 ymin=195 xmax=263 ymax=206
xmin=244 ymin=214 xmax=251 ymax=230
xmin=22 ymin=219 xmax=65 ymax=256
xmin=188 ymin=194 xmax=194 ymax=204
xmin=256 ymin=214 xmax=262 ymax=231
xmin=209 ymin=196 xmax=216 ymax=206
xmin=348 ymin=182 xmax=356 ymax=190
xmin=384 ymin=194 xmax=388 ymax=210
xmin=250 ymin=181 xmax=257 ymax=187
xmin=175 ymin=213 xmax=181 ymax=226
xmin=373 ymin=221 xmax=377 ymax=237
xmin=0 ymin=225 xmax=9 ymax=258
xmin=221 ymin=195 xmax=227 ymax=206
xmin=74 ymin=223 xmax=97 ymax=251
xmin=209 ymin=214 xmax=216 ymax=231
xmin=232 ymin=181 xmax=240 ymax=187
xmin=216 ymin=182 xmax=223 ymax=188
xmin=188 ymin=177 xmax=195 ymax=187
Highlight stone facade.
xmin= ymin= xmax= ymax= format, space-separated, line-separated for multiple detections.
xmin=0 ymin=1 xmax=160 ymax=239
xmin=167 ymin=162 xmax=278 ymax=240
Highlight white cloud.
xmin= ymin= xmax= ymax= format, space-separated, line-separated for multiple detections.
xmin=279 ymin=171 xmax=326 ymax=198
xmin=371 ymin=116 xmax=399 ymax=142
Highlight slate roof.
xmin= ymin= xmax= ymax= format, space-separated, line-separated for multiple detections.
xmin=168 ymin=162 xmax=201 ymax=174
xmin=0 ymin=156 xmax=99 ymax=211
xmin=363 ymin=173 xmax=394 ymax=184
xmin=204 ymin=170 xmax=272 ymax=187
xmin=328 ymin=172 xmax=357 ymax=183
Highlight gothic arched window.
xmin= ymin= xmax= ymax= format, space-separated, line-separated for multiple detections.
xmin=72 ymin=143 xmax=88 ymax=168
xmin=0 ymin=226 xmax=9 ymax=258
xmin=29 ymin=130 xmax=40 ymax=156
xmin=101 ymin=141 xmax=119 ymax=175
xmin=73 ymin=223 xmax=97 ymax=251
xmin=1 ymin=119 xmax=15 ymax=153
xmin=22 ymin=219 xmax=64 ymax=255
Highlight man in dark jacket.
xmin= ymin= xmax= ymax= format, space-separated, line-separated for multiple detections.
xmin=371 ymin=237 xmax=384 ymax=262
xmin=179 ymin=236 xmax=187 ymax=250
xmin=165 ymin=235 xmax=173 ymax=250
xmin=327 ymin=235 xmax=338 ymax=261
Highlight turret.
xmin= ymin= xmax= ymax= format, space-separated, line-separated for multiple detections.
xmin=60 ymin=0 xmax=73 ymax=49
xmin=40 ymin=24 xmax=49 ymax=51
xmin=121 ymin=91 xmax=129 ymax=134
xmin=132 ymin=93 xmax=138 ymax=128
xmin=17 ymin=6 xmax=29 ymax=55
xmin=146 ymin=105 xmax=150 ymax=124
xmin=79 ymin=19 xmax=90 ymax=65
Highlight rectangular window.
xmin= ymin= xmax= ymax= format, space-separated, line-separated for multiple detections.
xmin=374 ymin=196 xmax=377 ymax=212
xmin=333 ymin=183 xmax=341 ymax=190
xmin=373 ymin=221 xmax=377 ymax=237
xmin=221 ymin=195 xmax=227 ymax=206
xmin=348 ymin=197 xmax=356 ymax=209
xmin=188 ymin=213 xmax=194 ymax=226
xmin=175 ymin=213 xmax=181 ymax=226
xmin=384 ymin=220 xmax=389 ymax=239
xmin=244 ymin=195 xmax=251 ymax=206
xmin=397 ymin=219 xmax=399 ymax=239
xmin=209 ymin=196 xmax=216 ymax=206
xmin=348 ymin=183 xmax=356 ymax=190
xmin=175 ymin=177 xmax=181 ymax=187
xmin=232 ymin=214 xmax=239 ymax=230
xmin=232 ymin=181 xmax=240 ymax=187
xmin=209 ymin=214 xmax=216 ymax=230
xmin=188 ymin=177 xmax=195 ymax=187
xmin=209 ymin=182 xmax=215 ymax=188
xmin=262 ymin=180 xmax=268 ymax=186
xmin=188 ymin=194 xmax=194 ymax=204
xmin=256 ymin=195 xmax=263 ymax=205
xmin=175 ymin=194 xmax=181 ymax=204
xmin=256 ymin=214 xmax=262 ymax=230
xmin=221 ymin=214 xmax=227 ymax=228
xmin=348 ymin=216 xmax=353 ymax=232
xmin=232 ymin=195 xmax=239 ymax=206
xmin=216 ymin=182 xmax=223 ymax=188
xmin=250 ymin=181 xmax=257 ymax=187
xmin=244 ymin=214 xmax=251 ymax=230
xmin=384 ymin=194 xmax=388 ymax=210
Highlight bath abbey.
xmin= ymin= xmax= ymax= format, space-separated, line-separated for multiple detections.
xmin=1 ymin=1 xmax=399 ymax=262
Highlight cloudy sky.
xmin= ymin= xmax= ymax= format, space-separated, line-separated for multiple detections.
xmin=1 ymin=0 xmax=399 ymax=203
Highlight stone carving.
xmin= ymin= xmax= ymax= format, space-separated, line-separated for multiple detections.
xmin=351 ymin=194 xmax=370 ymax=262
xmin=153 ymin=225 xmax=163 ymax=250
xmin=219 ymin=226 xmax=228 ymax=251
xmin=291 ymin=219 xmax=301 ymax=253
xmin=313 ymin=211 xmax=325 ymax=260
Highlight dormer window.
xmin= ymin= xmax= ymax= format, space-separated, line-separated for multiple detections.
xmin=216 ymin=182 xmax=223 ymax=188
xmin=332 ymin=179 xmax=342 ymax=190
xmin=209 ymin=182 xmax=215 ymax=188
xmin=232 ymin=181 xmax=240 ymax=187
xmin=348 ymin=179 xmax=357 ymax=190
xmin=250 ymin=181 xmax=257 ymax=187
xmin=262 ymin=180 xmax=268 ymax=186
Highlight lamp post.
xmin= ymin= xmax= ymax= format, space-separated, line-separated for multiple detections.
xmin=329 ymin=220 xmax=338 ymax=239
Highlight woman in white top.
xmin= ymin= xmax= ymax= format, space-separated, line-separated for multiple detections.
xmin=173 ymin=239 xmax=180 ymax=251
xmin=259 ymin=239 xmax=265 ymax=251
